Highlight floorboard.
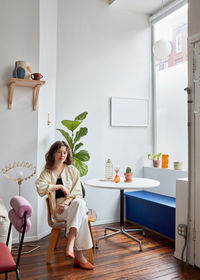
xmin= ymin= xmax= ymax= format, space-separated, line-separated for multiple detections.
xmin=1 ymin=222 xmax=200 ymax=280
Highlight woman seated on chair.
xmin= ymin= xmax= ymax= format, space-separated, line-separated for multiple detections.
xmin=35 ymin=140 xmax=94 ymax=270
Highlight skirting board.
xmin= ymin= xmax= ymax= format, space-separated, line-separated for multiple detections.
xmin=12 ymin=229 xmax=51 ymax=244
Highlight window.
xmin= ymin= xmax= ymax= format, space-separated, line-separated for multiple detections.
xmin=152 ymin=4 xmax=188 ymax=169
xmin=176 ymin=33 xmax=182 ymax=53
xmin=163 ymin=59 xmax=168 ymax=69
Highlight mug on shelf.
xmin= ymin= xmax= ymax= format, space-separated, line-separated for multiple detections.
xmin=31 ymin=73 xmax=43 ymax=81
xmin=174 ymin=161 xmax=183 ymax=170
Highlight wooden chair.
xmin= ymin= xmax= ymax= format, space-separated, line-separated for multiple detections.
xmin=46 ymin=195 xmax=96 ymax=264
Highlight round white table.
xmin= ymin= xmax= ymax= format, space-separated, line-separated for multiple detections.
xmin=84 ymin=177 xmax=160 ymax=251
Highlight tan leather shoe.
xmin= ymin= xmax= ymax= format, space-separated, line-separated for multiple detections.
xmin=74 ymin=258 xmax=94 ymax=270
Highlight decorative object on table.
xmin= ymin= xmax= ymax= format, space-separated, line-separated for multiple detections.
xmin=147 ymin=153 xmax=162 ymax=168
xmin=124 ymin=166 xmax=133 ymax=183
xmin=31 ymin=73 xmax=43 ymax=81
xmin=174 ymin=161 xmax=183 ymax=170
xmin=12 ymin=61 xmax=32 ymax=79
xmin=105 ymin=159 xmax=113 ymax=180
xmin=161 ymin=154 xmax=169 ymax=168
xmin=2 ymin=161 xmax=36 ymax=196
xmin=114 ymin=165 xmax=120 ymax=183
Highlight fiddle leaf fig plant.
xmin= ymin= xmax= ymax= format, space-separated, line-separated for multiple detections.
xmin=57 ymin=112 xmax=90 ymax=177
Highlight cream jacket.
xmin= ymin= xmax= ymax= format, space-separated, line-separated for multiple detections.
xmin=35 ymin=165 xmax=83 ymax=217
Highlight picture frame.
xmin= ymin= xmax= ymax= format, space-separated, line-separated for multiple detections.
xmin=111 ymin=97 xmax=149 ymax=127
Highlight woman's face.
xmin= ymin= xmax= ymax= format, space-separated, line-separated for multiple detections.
xmin=54 ymin=146 xmax=68 ymax=164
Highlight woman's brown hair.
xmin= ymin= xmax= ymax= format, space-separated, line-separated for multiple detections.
xmin=45 ymin=141 xmax=72 ymax=170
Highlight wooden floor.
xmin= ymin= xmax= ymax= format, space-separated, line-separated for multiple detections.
xmin=1 ymin=222 xmax=200 ymax=280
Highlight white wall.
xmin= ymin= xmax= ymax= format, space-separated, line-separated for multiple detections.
xmin=56 ymin=0 xmax=152 ymax=224
xmin=36 ymin=0 xmax=58 ymax=239
xmin=0 ymin=0 xmax=40 ymax=241
xmin=143 ymin=167 xmax=188 ymax=197
xmin=0 ymin=0 xmax=58 ymax=242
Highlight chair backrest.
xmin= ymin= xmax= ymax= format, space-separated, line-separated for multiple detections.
xmin=46 ymin=195 xmax=66 ymax=229
xmin=7 ymin=196 xmax=32 ymax=268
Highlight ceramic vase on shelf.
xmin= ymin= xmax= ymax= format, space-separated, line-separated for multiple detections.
xmin=12 ymin=61 xmax=32 ymax=79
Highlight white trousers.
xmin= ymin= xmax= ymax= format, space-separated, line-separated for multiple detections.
xmin=56 ymin=198 xmax=93 ymax=251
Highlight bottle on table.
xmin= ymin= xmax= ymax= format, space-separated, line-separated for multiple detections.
xmin=105 ymin=159 xmax=113 ymax=180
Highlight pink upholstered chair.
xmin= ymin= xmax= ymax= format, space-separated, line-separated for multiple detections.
xmin=0 ymin=196 xmax=32 ymax=280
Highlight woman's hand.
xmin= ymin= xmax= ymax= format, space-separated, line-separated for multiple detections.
xmin=56 ymin=203 xmax=65 ymax=215
xmin=49 ymin=184 xmax=70 ymax=197
xmin=56 ymin=185 xmax=70 ymax=197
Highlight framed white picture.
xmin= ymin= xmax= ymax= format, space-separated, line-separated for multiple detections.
xmin=111 ymin=97 xmax=149 ymax=127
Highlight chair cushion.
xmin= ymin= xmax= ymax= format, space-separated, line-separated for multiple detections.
xmin=10 ymin=196 xmax=32 ymax=218
xmin=8 ymin=209 xmax=31 ymax=233
xmin=0 ymin=243 xmax=16 ymax=272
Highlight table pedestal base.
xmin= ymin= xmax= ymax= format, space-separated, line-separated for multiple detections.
xmin=95 ymin=226 xmax=144 ymax=251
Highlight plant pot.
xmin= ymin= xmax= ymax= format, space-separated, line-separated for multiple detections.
xmin=174 ymin=161 xmax=183 ymax=170
xmin=153 ymin=159 xmax=160 ymax=168
xmin=124 ymin=172 xmax=133 ymax=182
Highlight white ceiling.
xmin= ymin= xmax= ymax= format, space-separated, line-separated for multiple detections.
xmin=110 ymin=0 xmax=175 ymax=15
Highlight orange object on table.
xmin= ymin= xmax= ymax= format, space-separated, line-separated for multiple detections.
xmin=114 ymin=174 xmax=120 ymax=183
xmin=162 ymin=154 xmax=169 ymax=168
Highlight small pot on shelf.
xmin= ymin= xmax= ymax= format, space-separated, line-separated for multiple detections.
xmin=153 ymin=159 xmax=160 ymax=168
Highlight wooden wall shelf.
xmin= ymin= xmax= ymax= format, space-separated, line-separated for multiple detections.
xmin=8 ymin=78 xmax=45 ymax=110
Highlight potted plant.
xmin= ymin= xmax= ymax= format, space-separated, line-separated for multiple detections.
xmin=57 ymin=112 xmax=90 ymax=197
xmin=124 ymin=167 xmax=133 ymax=182
xmin=147 ymin=153 xmax=162 ymax=168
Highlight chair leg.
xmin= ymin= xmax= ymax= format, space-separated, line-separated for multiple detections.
xmin=87 ymin=248 xmax=94 ymax=264
xmin=5 ymin=272 xmax=8 ymax=280
xmin=88 ymin=221 xmax=95 ymax=248
xmin=55 ymin=229 xmax=61 ymax=249
xmin=16 ymin=269 xmax=20 ymax=280
xmin=46 ymin=228 xmax=61 ymax=264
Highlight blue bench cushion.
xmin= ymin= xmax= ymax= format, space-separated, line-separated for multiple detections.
xmin=124 ymin=191 xmax=176 ymax=239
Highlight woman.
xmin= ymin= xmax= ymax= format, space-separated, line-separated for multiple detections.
xmin=35 ymin=141 xmax=94 ymax=270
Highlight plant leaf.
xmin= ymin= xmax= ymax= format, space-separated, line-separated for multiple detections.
xmin=61 ymin=120 xmax=81 ymax=132
xmin=56 ymin=129 xmax=73 ymax=150
xmin=73 ymin=157 xmax=88 ymax=177
xmin=73 ymin=150 xmax=90 ymax=162
xmin=74 ymin=127 xmax=88 ymax=144
xmin=74 ymin=142 xmax=83 ymax=153
xmin=75 ymin=112 xmax=88 ymax=121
